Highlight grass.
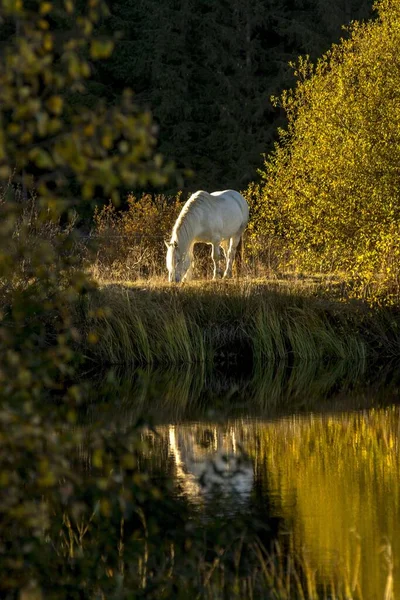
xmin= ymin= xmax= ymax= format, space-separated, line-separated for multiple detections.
xmin=76 ymin=277 xmax=400 ymax=367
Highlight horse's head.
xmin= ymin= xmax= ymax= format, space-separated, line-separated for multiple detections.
xmin=165 ymin=240 xmax=190 ymax=283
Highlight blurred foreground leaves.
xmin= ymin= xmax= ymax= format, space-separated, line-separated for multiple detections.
xmin=0 ymin=2 xmax=174 ymax=596
xmin=0 ymin=0 xmax=173 ymax=397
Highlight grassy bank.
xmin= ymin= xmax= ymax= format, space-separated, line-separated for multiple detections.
xmin=76 ymin=278 xmax=400 ymax=367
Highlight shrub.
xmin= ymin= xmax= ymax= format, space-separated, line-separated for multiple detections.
xmin=253 ymin=0 xmax=400 ymax=302
xmin=91 ymin=192 xmax=184 ymax=279
xmin=0 ymin=3 xmax=173 ymax=597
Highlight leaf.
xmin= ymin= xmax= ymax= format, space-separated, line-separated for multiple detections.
xmin=101 ymin=132 xmax=113 ymax=149
xmin=2 ymin=0 xmax=23 ymax=15
xmin=36 ymin=111 xmax=49 ymax=137
xmin=29 ymin=148 xmax=54 ymax=169
xmin=43 ymin=33 xmax=53 ymax=52
xmin=46 ymin=96 xmax=63 ymax=115
xmin=90 ymin=39 xmax=114 ymax=60
xmin=92 ymin=449 xmax=103 ymax=468
xmin=40 ymin=2 xmax=53 ymax=15
xmin=64 ymin=0 xmax=74 ymax=13
xmin=0 ymin=165 xmax=10 ymax=179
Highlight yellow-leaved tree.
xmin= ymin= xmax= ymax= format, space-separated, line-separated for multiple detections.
xmin=253 ymin=0 xmax=400 ymax=301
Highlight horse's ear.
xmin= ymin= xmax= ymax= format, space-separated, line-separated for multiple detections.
xmin=164 ymin=240 xmax=170 ymax=249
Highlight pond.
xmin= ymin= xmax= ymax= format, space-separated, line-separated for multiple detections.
xmin=82 ymin=360 xmax=400 ymax=600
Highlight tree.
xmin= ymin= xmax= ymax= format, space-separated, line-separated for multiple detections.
xmin=192 ymin=0 xmax=286 ymax=188
xmin=254 ymin=0 xmax=400 ymax=300
xmin=279 ymin=0 xmax=372 ymax=60
xmin=100 ymin=0 xmax=198 ymax=187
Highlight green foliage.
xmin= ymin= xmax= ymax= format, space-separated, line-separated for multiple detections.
xmin=0 ymin=0 xmax=373 ymax=193
xmin=0 ymin=0 xmax=172 ymax=397
xmin=0 ymin=2 xmax=171 ymax=203
xmin=279 ymin=0 xmax=371 ymax=59
xmin=254 ymin=0 xmax=400 ymax=302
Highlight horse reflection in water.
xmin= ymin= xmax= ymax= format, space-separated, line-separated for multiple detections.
xmin=166 ymin=190 xmax=249 ymax=283
xmin=168 ymin=425 xmax=253 ymax=506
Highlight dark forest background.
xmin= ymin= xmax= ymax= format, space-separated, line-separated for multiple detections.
xmin=0 ymin=0 xmax=374 ymax=198
xmin=97 ymin=0 xmax=373 ymax=194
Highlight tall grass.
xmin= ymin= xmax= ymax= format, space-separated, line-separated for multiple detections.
xmin=80 ymin=285 xmax=214 ymax=366
xmin=76 ymin=280 xmax=400 ymax=367
xmin=251 ymin=302 xmax=367 ymax=368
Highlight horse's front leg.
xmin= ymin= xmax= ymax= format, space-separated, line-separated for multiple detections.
xmin=181 ymin=247 xmax=195 ymax=282
xmin=211 ymin=242 xmax=222 ymax=279
xmin=182 ymin=264 xmax=193 ymax=282
xmin=182 ymin=258 xmax=194 ymax=282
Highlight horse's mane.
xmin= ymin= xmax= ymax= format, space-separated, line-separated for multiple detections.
xmin=171 ymin=190 xmax=213 ymax=249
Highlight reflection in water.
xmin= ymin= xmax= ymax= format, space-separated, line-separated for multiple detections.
xmin=250 ymin=409 xmax=400 ymax=600
xmin=151 ymin=408 xmax=400 ymax=599
xmin=168 ymin=424 xmax=253 ymax=505
xmin=80 ymin=360 xmax=400 ymax=599
xmin=82 ymin=356 xmax=397 ymax=427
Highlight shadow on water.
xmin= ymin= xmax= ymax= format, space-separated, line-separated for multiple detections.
xmin=79 ymin=357 xmax=400 ymax=427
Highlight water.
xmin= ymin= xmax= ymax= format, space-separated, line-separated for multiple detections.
xmin=82 ymin=361 xmax=400 ymax=599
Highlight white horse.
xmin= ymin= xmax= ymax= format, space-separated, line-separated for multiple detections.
xmin=166 ymin=190 xmax=249 ymax=283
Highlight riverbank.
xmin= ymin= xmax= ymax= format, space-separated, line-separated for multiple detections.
xmin=76 ymin=278 xmax=400 ymax=367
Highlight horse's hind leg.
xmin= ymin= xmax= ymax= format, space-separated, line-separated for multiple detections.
xmin=211 ymin=241 xmax=222 ymax=279
xmin=223 ymin=234 xmax=241 ymax=278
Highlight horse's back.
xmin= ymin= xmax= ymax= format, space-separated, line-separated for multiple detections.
xmin=210 ymin=189 xmax=246 ymax=205
xmin=177 ymin=189 xmax=249 ymax=244
xmin=210 ymin=190 xmax=249 ymax=224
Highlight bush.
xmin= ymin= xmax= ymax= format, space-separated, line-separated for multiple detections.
xmin=253 ymin=0 xmax=400 ymax=302
xmin=91 ymin=192 xmax=184 ymax=279
xmin=0 ymin=3 xmax=173 ymax=597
